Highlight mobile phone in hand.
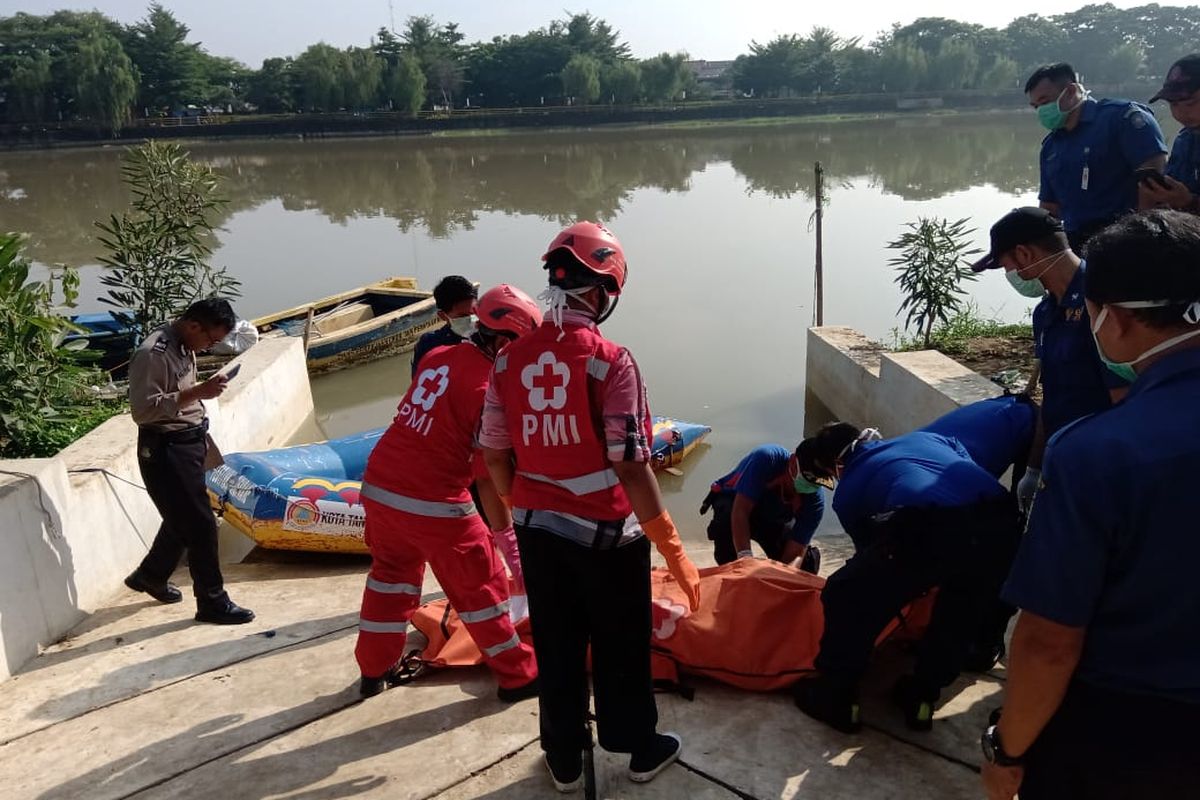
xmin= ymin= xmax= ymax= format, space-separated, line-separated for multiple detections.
xmin=1134 ymin=168 xmax=1171 ymax=189
xmin=221 ymin=363 xmax=241 ymax=381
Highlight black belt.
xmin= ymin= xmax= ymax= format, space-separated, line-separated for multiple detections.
xmin=140 ymin=419 xmax=208 ymax=444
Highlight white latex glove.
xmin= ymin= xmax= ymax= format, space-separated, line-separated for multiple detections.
xmin=491 ymin=524 xmax=523 ymax=586
xmin=1017 ymin=467 xmax=1041 ymax=513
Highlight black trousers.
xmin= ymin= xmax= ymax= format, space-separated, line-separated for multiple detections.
xmin=1021 ymin=681 xmax=1200 ymax=799
xmin=136 ymin=428 xmax=226 ymax=603
xmin=816 ymin=497 xmax=1021 ymax=693
xmin=515 ymin=526 xmax=657 ymax=756
xmin=705 ymin=492 xmax=820 ymax=573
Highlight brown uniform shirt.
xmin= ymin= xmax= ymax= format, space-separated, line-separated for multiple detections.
xmin=129 ymin=324 xmax=205 ymax=432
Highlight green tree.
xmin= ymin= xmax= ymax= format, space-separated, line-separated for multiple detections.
xmin=403 ymin=16 xmax=467 ymax=106
xmin=0 ymin=233 xmax=114 ymax=458
xmin=122 ymin=3 xmax=206 ymax=112
xmin=730 ymin=36 xmax=805 ymax=97
xmin=879 ymin=41 xmax=928 ymax=92
xmin=6 ymin=50 xmax=52 ymax=122
xmin=384 ymin=53 xmax=426 ymax=115
xmin=343 ymin=46 xmax=383 ymax=110
xmin=247 ymin=57 xmax=295 ymax=112
xmin=293 ymin=43 xmax=345 ymax=111
xmin=929 ymin=39 xmax=980 ymax=90
xmin=561 ymin=54 xmax=601 ymax=103
xmin=1003 ymin=14 xmax=1068 ymax=78
xmin=96 ymin=141 xmax=241 ymax=337
xmin=888 ymin=217 xmax=980 ymax=348
xmin=562 ymin=13 xmax=630 ymax=62
xmin=601 ymin=60 xmax=642 ymax=104
xmin=197 ymin=54 xmax=250 ymax=109
xmin=70 ymin=29 xmax=137 ymax=133
xmin=640 ymin=53 xmax=691 ymax=102
xmin=979 ymin=55 xmax=1020 ymax=90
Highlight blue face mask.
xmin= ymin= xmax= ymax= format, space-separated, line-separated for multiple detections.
xmin=1091 ymin=301 xmax=1200 ymax=381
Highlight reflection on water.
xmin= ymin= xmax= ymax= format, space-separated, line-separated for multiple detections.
xmin=6 ymin=110 xmax=1179 ymax=544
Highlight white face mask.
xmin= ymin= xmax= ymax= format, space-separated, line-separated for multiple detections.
xmin=448 ymin=314 xmax=477 ymax=337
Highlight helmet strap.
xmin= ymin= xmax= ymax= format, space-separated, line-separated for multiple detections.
xmin=594 ymin=290 xmax=618 ymax=325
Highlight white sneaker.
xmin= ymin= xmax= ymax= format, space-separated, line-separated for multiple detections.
xmin=544 ymin=752 xmax=583 ymax=793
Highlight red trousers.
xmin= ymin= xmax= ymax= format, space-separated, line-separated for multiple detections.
xmin=355 ymin=497 xmax=537 ymax=689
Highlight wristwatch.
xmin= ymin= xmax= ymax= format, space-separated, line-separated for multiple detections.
xmin=981 ymin=725 xmax=1024 ymax=767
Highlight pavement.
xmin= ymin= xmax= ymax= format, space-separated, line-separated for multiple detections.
xmin=0 ymin=541 xmax=1002 ymax=800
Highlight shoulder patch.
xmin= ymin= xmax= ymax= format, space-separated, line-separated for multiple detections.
xmin=151 ymin=337 xmax=168 ymax=353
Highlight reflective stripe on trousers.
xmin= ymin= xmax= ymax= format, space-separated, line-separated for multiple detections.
xmin=482 ymin=631 xmax=522 ymax=658
xmin=517 ymin=467 xmax=619 ymax=496
xmin=361 ymin=481 xmax=477 ymax=518
xmin=458 ymin=599 xmax=510 ymax=624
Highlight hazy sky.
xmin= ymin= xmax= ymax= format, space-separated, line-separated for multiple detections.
xmin=2 ymin=0 xmax=1166 ymax=66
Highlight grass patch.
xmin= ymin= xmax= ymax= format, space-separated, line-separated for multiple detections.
xmin=1 ymin=399 xmax=127 ymax=459
xmin=892 ymin=306 xmax=1031 ymax=355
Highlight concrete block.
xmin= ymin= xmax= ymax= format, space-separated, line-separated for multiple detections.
xmin=806 ymin=327 xmax=882 ymax=428
xmin=873 ymin=351 xmax=1001 ymax=436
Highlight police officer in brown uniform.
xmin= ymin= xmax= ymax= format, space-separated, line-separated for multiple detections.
xmin=124 ymin=298 xmax=255 ymax=624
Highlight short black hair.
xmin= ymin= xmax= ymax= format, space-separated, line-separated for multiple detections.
xmin=182 ymin=297 xmax=236 ymax=331
xmin=797 ymin=422 xmax=861 ymax=476
xmin=1084 ymin=210 xmax=1200 ymax=329
xmin=433 ymin=275 xmax=477 ymax=312
xmin=1024 ymin=63 xmax=1077 ymax=94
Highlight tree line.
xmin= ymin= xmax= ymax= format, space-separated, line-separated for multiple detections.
xmin=2 ymin=3 xmax=1197 ymax=134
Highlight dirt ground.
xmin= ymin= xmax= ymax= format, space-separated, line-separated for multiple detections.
xmin=946 ymin=334 xmax=1040 ymax=397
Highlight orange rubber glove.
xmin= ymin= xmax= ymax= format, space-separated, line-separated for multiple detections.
xmin=641 ymin=509 xmax=701 ymax=611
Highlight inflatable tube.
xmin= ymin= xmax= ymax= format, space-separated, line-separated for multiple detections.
xmin=207 ymin=416 xmax=712 ymax=554
xmin=920 ymin=395 xmax=1035 ymax=478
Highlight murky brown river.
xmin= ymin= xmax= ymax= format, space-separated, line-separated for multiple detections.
xmin=3 ymin=110 xmax=1179 ymax=542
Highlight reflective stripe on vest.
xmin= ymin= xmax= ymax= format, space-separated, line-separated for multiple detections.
xmin=481 ymin=631 xmax=521 ymax=658
xmin=517 ymin=467 xmax=620 ymax=496
xmin=457 ymin=599 xmax=510 ymax=624
xmin=361 ymin=481 xmax=477 ymax=518
xmin=365 ymin=576 xmax=422 ymax=595
xmin=495 ymin=353 xmax=508 ymax=373
xmin=358 ymin=618 xmax=410 ymax=634
xmin=586 ymin=356 xmax=611 ymax=381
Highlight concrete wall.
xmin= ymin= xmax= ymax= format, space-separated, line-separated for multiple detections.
xmin=0 ymin=337 xmax=313 ymax=681
xmin=806 ymin=326 xmax=1002 ymax=435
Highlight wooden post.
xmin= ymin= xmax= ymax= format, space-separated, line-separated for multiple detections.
xmin=301 ymin=305 xmax=316 ymax=355
xmin=814 ymin=161 xmax=825 ymax=327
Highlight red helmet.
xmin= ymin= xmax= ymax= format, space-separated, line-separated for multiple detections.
xmin=541 ymin=221 xmax=627 ymax=295
xmin=476 ymin=284 xmax=543 ymax=337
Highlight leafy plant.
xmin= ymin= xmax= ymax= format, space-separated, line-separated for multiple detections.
xmin=96 ymin=141 xmax=241 ymax=343
xmin=0 ymin=233 xmax=122 ymax=458
xmin=887 ymin=217 xmax=980 ymax=349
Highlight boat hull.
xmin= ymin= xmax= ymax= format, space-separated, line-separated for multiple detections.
xmin=208 ymin=417 xmax=711 ymax=554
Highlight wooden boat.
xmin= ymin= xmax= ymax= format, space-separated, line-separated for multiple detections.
xmin=207 ymin=417 xmax=712 ymax=554
xmin=252 ymin=277 xmax=441 ymax=374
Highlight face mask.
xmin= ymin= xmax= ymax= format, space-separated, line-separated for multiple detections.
xmin=1005 ymin=249 xmax=1067 ymax=298
xmin=448 ymin=314 xmax=476 ymax=337
xmin=789 ymin=461 xmax=821 ymax=494
xmin=1037 ymin=85 xmax=1085 ymax=131
xmin=1091 ymin=301 xmax=1200 ymax=381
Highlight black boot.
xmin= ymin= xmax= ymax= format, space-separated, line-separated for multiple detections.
xmin=360 ymin=662 xmax=407 ymax=697
xmin=195 ymin=596 xmax=255 ymax=625
xmin=124 ymin=571 xmax=183 ymax=604
xmin=496 ymin=676 xmax=539 ymax=703
xmin=629 ymin=732 xmax=682 ymax=783
xmin=794 ymin=674 xmax=862 ymax=733
xmin=891 ymin=675 xmax=940 ymax=732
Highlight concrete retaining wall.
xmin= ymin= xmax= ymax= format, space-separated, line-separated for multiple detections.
xmin=0 ymin=337 xmax=313 ymax=681
xmin=806 ymin=326 xmax=1001 ymax=435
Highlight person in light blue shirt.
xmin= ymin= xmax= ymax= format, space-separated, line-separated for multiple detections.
xmin=791 ymin=423 xmax=1022 ymax=736
xmin=982 ymin=210 xmax=1200 ymax=800
xmin=1026 ymin=62 xmax=1167 ymax=250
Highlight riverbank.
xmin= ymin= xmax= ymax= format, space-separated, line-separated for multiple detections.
xmin=1 ymin=91 xmax=1032 ymax=150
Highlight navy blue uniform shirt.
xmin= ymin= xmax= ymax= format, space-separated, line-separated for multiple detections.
xmin=1038 ymin=99 xmax=1167 ymax=235
xmin=920 ymin=395 xmax=1036 ymax=478
xmin=712 ymin=444 xmax=824 ymax=546
xmin=411 ymin=324 xmax=465 ymax=377
xmin=1166 ymin=126 xmax=1200 ymax=194
xmin=1003 ymin=347 xmax=1200 ymax=703
xmin=1033 ymin=262 xmax=1128 ymax=437
xmin=831 ymin=433 xmax=1006 ymax=548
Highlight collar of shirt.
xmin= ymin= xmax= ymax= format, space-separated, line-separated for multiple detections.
xmin=558 ymin=309 xmax=599 ymax=329
xmin=1127 ymin=346 xmax=1200 ymax=399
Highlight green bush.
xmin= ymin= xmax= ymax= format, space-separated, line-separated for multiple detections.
xmin=888 ymin=216 xmax=980 ymax=349
xmin=0 ymin=233 xmax=124 ymax=458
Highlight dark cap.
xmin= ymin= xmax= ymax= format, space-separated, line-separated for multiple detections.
xmin=972 ymin=207 xmax=1066 ymax=272
xmin=1150 ymin=55 xmax=1200 ymax=103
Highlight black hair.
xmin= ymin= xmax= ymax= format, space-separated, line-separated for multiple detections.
xmin=1031 ymin=230 xmax=1071 ymax=254
xmin=182 ymin=297 xmax=236 ymax=331
xmin=1024 ymin=63 xmax=1077 ymax=94
xmin=1084 ymin=210 xmax=1200 ymax=329
xmin=797 ymin=422 xmax=861 ymax=476
xmin=545 ymin=247 xmax=616 ymax=291
xmin=433 ymin=275 xmax=477 ymax=312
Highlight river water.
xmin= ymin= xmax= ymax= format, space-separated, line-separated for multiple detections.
xmin=2 ymin=110 xmax=1179 ymax=543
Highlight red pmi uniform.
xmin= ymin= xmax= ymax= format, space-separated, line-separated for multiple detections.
xmin=491 ymin=318 xmax=652 ymax=522
xmin=355 ymin=342 xmax=536 ymax=687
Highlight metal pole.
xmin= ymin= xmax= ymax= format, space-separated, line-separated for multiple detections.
xmin=814 ymin=161 xmax=825 ymax=327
